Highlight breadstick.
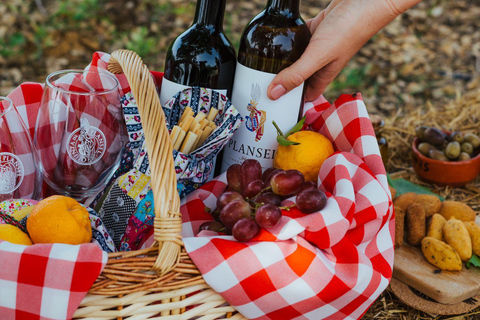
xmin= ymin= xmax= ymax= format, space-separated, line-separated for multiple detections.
xmin=198 ymin=126 xmax=213 ymax=147
xmin=194 ymin=112 xmax=207 ymax=123
xmin=173 ymin=130 xmax=186 ymax=150
xmin=189 ymin=121 xmax=201 ymax=133
xmin=199 ymin=119 xmax=209 ymax=130
xmin=180 ymin=132 xmax=198 ymax=154
xmin=193 ymin=129 xmax=203 ymax=150
xmin=170 ymin=126 xmax=182 ymax=144
xmin=179 ymin=107 xmax=193 ymax=123
xmin=181 ymin=116 xmax=194 ymax=132
xmin=207 ymin=107 xmax=218 ymax=122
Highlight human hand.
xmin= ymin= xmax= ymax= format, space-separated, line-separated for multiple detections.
xmin=267 ymin=0 xmax=423 ymax=101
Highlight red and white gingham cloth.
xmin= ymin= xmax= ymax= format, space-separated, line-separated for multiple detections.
xmin=180 ymin=94 xmax=394 ymax=320
xmin=0 ymin=241 xmax=107 ymax=320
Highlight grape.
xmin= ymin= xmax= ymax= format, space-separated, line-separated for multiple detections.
xmin=243 ymin=179 xmax=265 ymax=199
xmin=199 ymin=221 xmax=225 ymax=233
xmin=233 ymin=218 xmax=260 ymax=242
xmin=227 ymin=164 xmax=243 ymax=193
xmin=298 ymin=181 xmax=317 ymax=193
xmin=217 ymin=191 xmax=244 ymax=211
xmin=296 ymin=188 xmax=327 ymax=214
xmin=241 ymin=159 xmax=262 ymax=189
xmin=270 ymin=170 xmax=305 ymax=196
xmin=255 ymin=204 xmax=282 ymax=229
xmin=263 ymin=168 xmax=282 ymax=185
xmin=254 ymin=192 xmax=281 ymax=206
xmin=220 ymin=200 xmax=252 ymax=228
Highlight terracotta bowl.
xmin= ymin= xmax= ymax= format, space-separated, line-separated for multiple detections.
xmin=412 ymin=138 xmax=480 ymax=187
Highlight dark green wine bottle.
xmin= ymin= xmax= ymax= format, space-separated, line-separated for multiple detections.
xmin=160 ymin=0 xmax=237 ymax=106
xmin=221 ymin=0 xmax=311 ymax=172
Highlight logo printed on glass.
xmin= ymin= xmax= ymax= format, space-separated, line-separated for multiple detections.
xmin=245 ymin=83 xmax=266 ymax=142
xmin=67 ymin=118 xmax=106 ymax=165
xmin=0 ymin=153 xmax=24 ymax=194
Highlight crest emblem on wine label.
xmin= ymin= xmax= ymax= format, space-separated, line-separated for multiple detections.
xmin=67 ymin=118 xmax=106 ymax=165
xmin=0 ymin=153 xmax=24 ymax=194
xmin=245 ymin=83 xmax=267 ymax=142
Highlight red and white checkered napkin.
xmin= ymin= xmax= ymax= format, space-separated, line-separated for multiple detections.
xmin=0 ymin=240 xmax=107 ymax=320
xmin=180 ymin=94 xmax=394 ymax=320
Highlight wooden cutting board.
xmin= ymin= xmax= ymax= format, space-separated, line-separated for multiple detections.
xmin=393 ymin=244 xmax=480 ymax=304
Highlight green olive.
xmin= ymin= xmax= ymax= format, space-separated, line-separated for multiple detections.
xmin=449 ymin=132 xmax=464 ymax=144
xmin=461 ymin=142 xmax=474 ymax=155
xmin=415 ymin=125 xmax=430 ymax=141
xmin=429 ymin=149 xmax=449 ymax=161
xmin=464 ymin=133 xmax=480 ymax=148
xmin=417 ymin=142 xmax=435 ymax=156
xmin=458 ymin=152 xmax=471 ymax=161
xmin=445 ymin=141 xmax=461 ymax=160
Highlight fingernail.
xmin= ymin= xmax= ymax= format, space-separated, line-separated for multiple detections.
xmin=270 ymin=84 xmax=287 ymax=100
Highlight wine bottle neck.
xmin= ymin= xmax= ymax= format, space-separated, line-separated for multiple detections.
xmin=266 ymin=0 xmax=301 ymax=17
xmin=193 ymin=0 xmax=227 ymax=30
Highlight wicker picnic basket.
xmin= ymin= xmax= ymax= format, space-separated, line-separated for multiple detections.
xmin=73 ymin=49 xmax=245 ymax=319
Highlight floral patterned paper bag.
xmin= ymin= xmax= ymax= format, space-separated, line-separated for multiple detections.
xmin=162 ymin=87 xmax=243 ymax=192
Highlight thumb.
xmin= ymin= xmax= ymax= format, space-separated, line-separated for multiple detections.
xmin=267 ymin=45 xmax=329 ymax=100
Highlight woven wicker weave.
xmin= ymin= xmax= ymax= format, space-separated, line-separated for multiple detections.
xmin=73 ymin=50 xmax=246 ymax=319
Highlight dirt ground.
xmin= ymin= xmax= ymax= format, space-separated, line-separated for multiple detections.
xmin=1 ymin=0 xmax=479 ymax=117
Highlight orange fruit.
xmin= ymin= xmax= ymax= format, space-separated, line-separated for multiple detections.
xmin=27 ymin=195 xmax=92 ymax=245
xmin=0 ymin=224 xmax=32 ymax=245
xmin=273 ymin=131 xmax=334 ymax=182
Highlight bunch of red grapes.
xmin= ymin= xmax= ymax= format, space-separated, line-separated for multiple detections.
xmin=200 ymin=160 xmax=327 ymax=242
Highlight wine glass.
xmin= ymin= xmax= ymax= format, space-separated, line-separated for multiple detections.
xmin=0 ymin=96 xmax=42 ymax=201
xmin=34 ymin=70 xmax=127 ymax=201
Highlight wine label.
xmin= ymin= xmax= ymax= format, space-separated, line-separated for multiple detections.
xmin=160 ymin=77 xmax=227 ymax=107
xmin=221 ymin=62 xmax=304 ymax=172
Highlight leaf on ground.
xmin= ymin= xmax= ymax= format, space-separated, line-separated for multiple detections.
xmin=466 ymin=254 xmax=480 ymax=269
xmin=387 ymin=175 xmax=444 ymax=201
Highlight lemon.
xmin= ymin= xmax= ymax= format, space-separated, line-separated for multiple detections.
xmin=274 ymin=131 xmax=334 ymax=182
xmin=0 ymin=224 xmax=33 ymax=246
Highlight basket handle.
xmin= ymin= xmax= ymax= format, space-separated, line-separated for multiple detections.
xmin=108 ymin=49 xmax=182 ymax=275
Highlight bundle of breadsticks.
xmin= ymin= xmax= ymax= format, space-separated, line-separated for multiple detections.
xmin=170 ymin=106 xmax=219 ymax=154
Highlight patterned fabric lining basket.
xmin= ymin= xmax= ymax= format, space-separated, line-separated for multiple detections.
xmin=6 ymin=49 xmax=393 ymax=320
